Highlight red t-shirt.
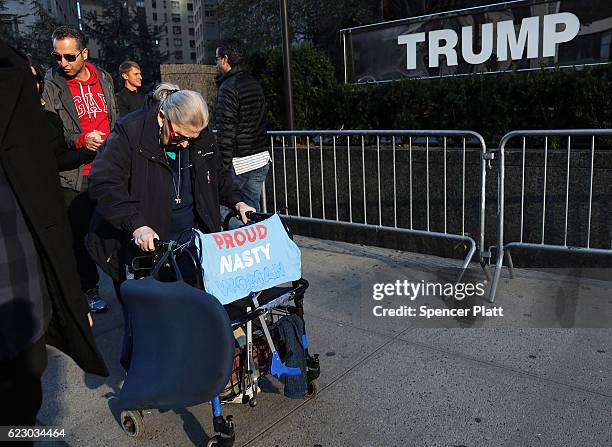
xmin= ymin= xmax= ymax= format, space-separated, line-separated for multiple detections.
xmin=66 ymin=62 xmax=110 ymax=176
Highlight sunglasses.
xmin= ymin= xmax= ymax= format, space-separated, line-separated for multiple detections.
xmin=166 ymin=117 xmax=196 ymax=144
xmin=51 ymin=49 xmax=84 ymax=62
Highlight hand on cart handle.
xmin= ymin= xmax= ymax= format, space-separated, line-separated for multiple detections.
xmin=234 ymin=201 xmax=256 ymax=224
xmin=245 ymin=211 xmax=273 ymax=222
xmin=234 ymin=210 xmax=273 ymax=223
xmin=132 ymin=225 xmax=159 ymax=252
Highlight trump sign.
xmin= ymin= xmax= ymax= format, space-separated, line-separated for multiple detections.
xmin=341 ymin=0 xmax=612 ymax=82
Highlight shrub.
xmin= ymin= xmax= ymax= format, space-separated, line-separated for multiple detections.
xmin=249 ymin=45 xmax=612 ymax=143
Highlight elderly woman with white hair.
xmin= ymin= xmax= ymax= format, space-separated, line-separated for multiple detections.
xmin=87 ymin=82 xmax=253 ymax=283
xmin=87 ymin=83 xmax=254 ymax=369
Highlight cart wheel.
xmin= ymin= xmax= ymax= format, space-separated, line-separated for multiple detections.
xmin=248 ymin=397 xmax=257 ymax=407
xmin=306 ymin=379 xmax=319 ymax=397
xmin=120 ymin=410 xmax=145 ymax=439
xmin=206 ymin=435 xmax=219 ymax=447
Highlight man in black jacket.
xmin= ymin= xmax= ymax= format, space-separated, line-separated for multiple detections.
xmin=0 ymin=40 xmax=108 ymax=428
xmin=215 ymin=40 xmax=270 ymax=227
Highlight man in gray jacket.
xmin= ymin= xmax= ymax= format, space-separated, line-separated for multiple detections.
xmin=43 ymin=26 xmax=118 ymax=313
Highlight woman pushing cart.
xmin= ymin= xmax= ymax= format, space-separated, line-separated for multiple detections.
xmin=85 ymin=83 xmax=319 ymax=445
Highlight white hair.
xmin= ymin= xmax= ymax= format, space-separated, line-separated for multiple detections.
xmin=153 ymin=82 xmax=209 ymax=129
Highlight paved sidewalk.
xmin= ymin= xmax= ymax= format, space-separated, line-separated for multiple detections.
xmin=38 ymin=236 xmax=612 ymax=446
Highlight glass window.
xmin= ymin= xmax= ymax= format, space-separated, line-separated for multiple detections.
xmin=187 ymin=15 xmax=194 ymax=24
xmin=174 ymin=51 xmax=183 ymax=60
xmin=174 ymin=38 xmax=183 ymax=47
xmin=189 ymin=40 xmax=195 ymax=48
xmin=173 ymin=25 xmax=181 ymax=35
xmin=171 ymin=1 xmax=179 ymax=9
xmin=172 ymin=13 xmax=180 ymax=22
xmin=152 ymin=12 xmax=157 ymax=21
xmin=187 ymin=3 xmax=193 ymax=11
xmin=188 ymin=27 xmax=194 ymax=36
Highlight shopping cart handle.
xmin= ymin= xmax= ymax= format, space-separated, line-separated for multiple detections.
xmin=269 ymin=352 xmax=302 ymax=378
xmin=243 ymin=211 xmax=272 ymax=222
xmin=153 ymin=239 xmax=174 ymax=249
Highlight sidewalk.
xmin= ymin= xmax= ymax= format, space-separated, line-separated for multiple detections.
xmin=38 ymin=236 xmax=612 ymax=446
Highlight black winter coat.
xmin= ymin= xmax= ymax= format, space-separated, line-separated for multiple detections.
xmin=0 ymin=40 xmax=108 ymax=376
xmin=45 ymin=110 xmax=96 ymax=171
xmin=215 ymin=67 xmax=268 ymax=168
xmin=86 ymin=101 xmax=244 ymax=282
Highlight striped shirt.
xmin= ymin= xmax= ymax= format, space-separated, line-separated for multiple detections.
xmin=232 ymin=151 xmax=271 ymax=175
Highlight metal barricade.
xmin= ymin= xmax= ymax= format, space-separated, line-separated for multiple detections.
xmin=489 ymin=129 xmax=612 ymax=302
xmin=262 ymin=130 xmax=488 ymax=281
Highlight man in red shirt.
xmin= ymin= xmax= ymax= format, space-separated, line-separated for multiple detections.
xmin=43 ymin=26 xmax=118 ymax=313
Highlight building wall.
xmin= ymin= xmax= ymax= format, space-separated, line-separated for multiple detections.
xmin=3 ymin=0 xmax=221 ymax=66
xmin=143 ymin=0 xmax=197 ymax=64
xmin=3 ymin=0 xmax=78 ymax=34
xmin=78 ymin=0 xmax=105 ymax=60
xmin=194 ymin=0 xmax=219 ymax=64
xmin=160 ymin=63 xmax=217 ymax=118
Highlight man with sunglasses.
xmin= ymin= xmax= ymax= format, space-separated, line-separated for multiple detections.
xmin=42 ymin=26 xmax=118 ymax=314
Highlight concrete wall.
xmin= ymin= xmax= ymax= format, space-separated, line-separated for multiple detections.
xmin=160 ymin=63 xmax=218 ymax=125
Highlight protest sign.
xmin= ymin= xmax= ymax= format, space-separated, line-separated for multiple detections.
xmin=194 ymin=214 xmax=301 ymax=304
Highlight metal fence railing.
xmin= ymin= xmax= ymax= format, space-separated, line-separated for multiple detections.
xmin=488 ymin=129 xmax=612 ymax=302
xmin=262 ymin=130 xmax=489 ymax=282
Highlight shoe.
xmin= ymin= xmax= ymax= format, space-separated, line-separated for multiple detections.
xmin=86 ymin=287 xmax=108 ymax=313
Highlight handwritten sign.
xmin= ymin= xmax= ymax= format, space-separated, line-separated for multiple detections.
xmin=194 ymin=214 xmax=302 ymax=304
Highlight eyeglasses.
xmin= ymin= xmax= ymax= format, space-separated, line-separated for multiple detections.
xmin=51 ymin=49 xmax=84 ymax=62
xmin=166 ymin=117 xmax=196 ymax=144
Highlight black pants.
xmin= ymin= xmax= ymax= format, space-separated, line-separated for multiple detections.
xmin=63 ymin=177 xmax=99 ymax=293
xmin=0 ymin=335 xmax=47 ymax=430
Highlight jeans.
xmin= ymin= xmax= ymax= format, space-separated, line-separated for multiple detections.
xmin=221 ymin=163 xmax=270 ymax=230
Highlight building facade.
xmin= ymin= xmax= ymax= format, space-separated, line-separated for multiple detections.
xmin=77 ymin=0 xmax=111 ymax=60
xmin=194 ymin=0 xmax=220 ymax=64
xmin=2 ymin=0 xmax=78 ymax=35
xmin=139 ymin=0 xmax=197 ymax=64
xmin=2 ymin=0 xmax=222 ymax=65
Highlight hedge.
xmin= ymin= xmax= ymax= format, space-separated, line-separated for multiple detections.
xmin=248 ymin=43 xmax=612 ymax=144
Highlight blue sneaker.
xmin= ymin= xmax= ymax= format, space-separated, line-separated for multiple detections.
xmin=86 ymin=287 xmax=108 ymax=313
